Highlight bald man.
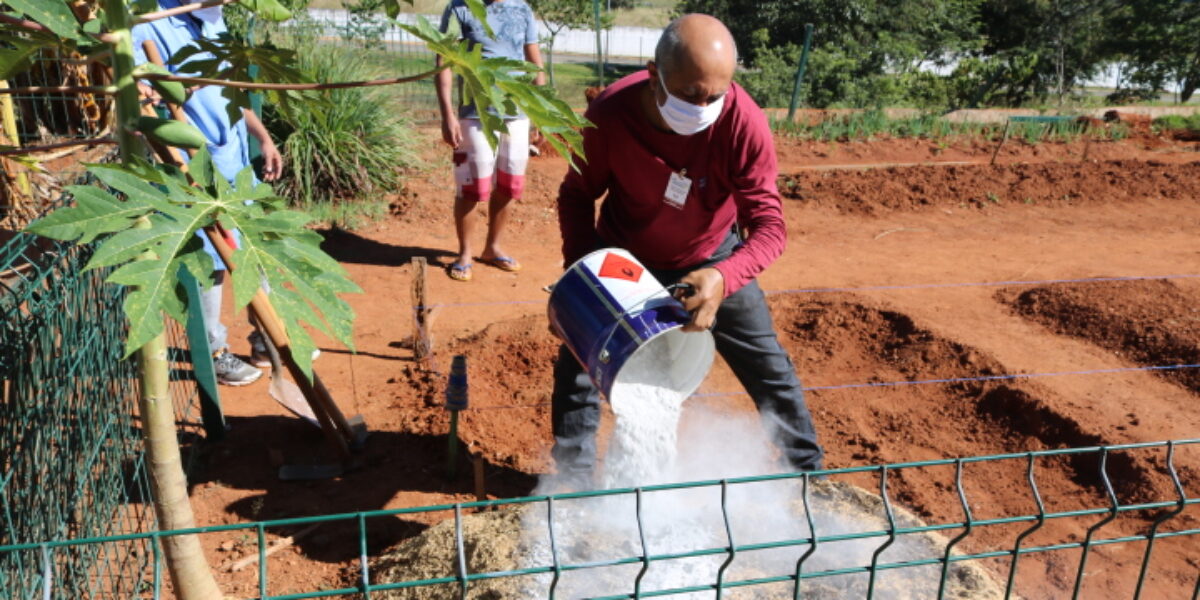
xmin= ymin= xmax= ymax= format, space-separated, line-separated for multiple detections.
xmin=552 ymin=15 xmax=824 ymax=485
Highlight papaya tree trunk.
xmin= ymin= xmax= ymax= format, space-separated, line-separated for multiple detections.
xmin=105 ymin=0 xmax=223 ymax=597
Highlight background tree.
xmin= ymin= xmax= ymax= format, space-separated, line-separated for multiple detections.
xmin=529 ymin=0 xmax=612 ymax=88
xmin=687 ymin=0 xmax=981 ymax=109
xmin=1107 ymin=0 xmax=1200 ymax=103
xmin=678 ymin=0 xmax=1161 ymax=110
xmin=968 ymin=0 xmax=1117 ymax=106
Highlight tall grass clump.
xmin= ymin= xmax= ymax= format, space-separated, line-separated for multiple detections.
xmin=1153 ymin=113 xmax=1200 ymax=135
xmin=264 ymin=42 xmax=418 ymax=222
xmin=771 ymin=110 xmax=1142 ymax=143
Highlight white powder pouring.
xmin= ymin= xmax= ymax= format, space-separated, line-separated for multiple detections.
xmin=603 ymin=329 xmax=695 ymax=488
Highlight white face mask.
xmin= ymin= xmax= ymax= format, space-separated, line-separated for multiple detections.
xmin=655 ymin=70 xmax=725 ymax=135
xmin=193 ymin=5 xmax=223 ymax=24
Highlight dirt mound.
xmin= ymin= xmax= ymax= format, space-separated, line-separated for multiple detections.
xmin=998 ymin=279 xmax=1200 ymax=395
xmin=395 ymin=316 xmax=562 ymax=473
xmin=767 ymin=294 xmax=1163 ymax=507
xmin=779 ymin=160 xmax=1200 ymax=215
xmin=369 ymin=482 xmax=1006 ymax=599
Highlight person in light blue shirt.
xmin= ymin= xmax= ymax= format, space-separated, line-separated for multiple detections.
xmin=436 ymin=0 xmax=545 ymax=282
xmin=133 ymin=0 xmax=284 ymax=386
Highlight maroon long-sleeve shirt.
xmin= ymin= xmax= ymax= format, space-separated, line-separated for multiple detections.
xmin=557 ymin=71 xmax=787 ymax=297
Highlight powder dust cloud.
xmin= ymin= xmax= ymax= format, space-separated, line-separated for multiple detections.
xmin=512 ymin=344 xmax=998 ymax=599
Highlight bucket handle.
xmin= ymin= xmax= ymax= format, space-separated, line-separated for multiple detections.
xmin=595 ymin=283 xmax=696 ymax=364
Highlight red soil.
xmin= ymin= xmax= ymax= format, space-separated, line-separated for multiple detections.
xmin=184 ymin=131 xmax=1200 ymax=598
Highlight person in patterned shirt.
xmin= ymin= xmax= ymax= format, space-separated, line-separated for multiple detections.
xmin=436 ymin=0 xmax=546 ymax=282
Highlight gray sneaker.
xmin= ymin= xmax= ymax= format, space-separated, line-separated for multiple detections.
xmin=214 ymin=350 xmax=263 ymax=386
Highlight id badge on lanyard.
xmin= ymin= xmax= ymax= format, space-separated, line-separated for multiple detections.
xmin=663 ymin=168 xmax=691 ymax=210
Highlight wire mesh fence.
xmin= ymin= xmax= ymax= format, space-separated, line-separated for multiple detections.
xmin=0 ymin=180 xmax=207 ymax=599
xmin=0 ymin=439 xmax=1195 ymax=599
xmin=7 ymin=50 xmax=111 ymax=146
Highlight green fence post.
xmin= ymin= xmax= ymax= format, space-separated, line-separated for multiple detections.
xmin=593 ymin=0 xmax=604 ymax=86
xmin=179 ymin=267 xmax=225 ymax=440
xmin=245 ymin=16 xmax=264 ymax=167
xmin=786 ymin=23 xmax=814 ymax=123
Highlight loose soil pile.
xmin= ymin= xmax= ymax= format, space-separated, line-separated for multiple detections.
xmin=371 ymin=482 xmax=1006 ymax=600
xmin=998 ymin=279 xmax=1200 ymax=394
xmin=780 ymin=160 xmax=1200 ymax=215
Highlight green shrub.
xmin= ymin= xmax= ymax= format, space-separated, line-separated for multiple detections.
xmin=1153 ymin=113 xmax=1200 ymax=134
xmin=264 ymin=44 xmax=418 ymax=218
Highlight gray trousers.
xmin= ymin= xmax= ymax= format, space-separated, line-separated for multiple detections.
xmin=551 ymin=233 xmax=825 ymax=477
xmin=200 ymin=272 xmax=227 ymax=353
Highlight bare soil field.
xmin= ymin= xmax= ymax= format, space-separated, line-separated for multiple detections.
xmin=184 ymin=131 xmax=1200 ymax=598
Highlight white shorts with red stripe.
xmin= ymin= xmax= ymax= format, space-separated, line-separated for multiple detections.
xmin=452 ymin=117 xmax=530 ymax=203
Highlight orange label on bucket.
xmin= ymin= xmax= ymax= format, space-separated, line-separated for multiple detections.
xmin=598 ymin=252 xmax=644 ymax=283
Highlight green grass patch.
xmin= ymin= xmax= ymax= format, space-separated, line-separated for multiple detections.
xmin=262 ymin=39 xmax=420 ymax=223
xmin=298 ymin=197 xmax=391 ymax=230
xmin=773 ymin=110 xmax=1131 ymax=143
xmin=1152 ymin=113 xmax=1200 ymax=135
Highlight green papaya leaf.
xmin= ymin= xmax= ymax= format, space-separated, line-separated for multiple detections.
xmin=4 ymin=0 xmax=81 ymax=42
xmin=238 ymin=0 xmax=293 ymax=22
xmin=0 ymin=33 xmax=56 ymax=79
xmin=26 ymin=186 xmax=149 ymax=244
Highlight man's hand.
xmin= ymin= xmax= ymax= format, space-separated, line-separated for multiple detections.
xmin=137 ymin=82 xmax=160 ymax=105
xmin=441 ymin=114 xmax=463 ymax=148
xmin=260 ymin=139 xmax=283 ymax=182
xmin=677 ymin=267 xmax=724 ymax=332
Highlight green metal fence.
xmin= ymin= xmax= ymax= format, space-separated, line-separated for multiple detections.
xmin=0 ymin=184 xmax=208 ymax=599
xmin=7 ymin=51 xmax=110 ymax=145
xmin=2 ymin=440 xmax=1195 ymax=599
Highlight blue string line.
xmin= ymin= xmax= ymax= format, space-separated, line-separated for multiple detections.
xmin=415 ymin=273 xmax=1200 ymax=311
xmin=697 ymin=363 xmax=1200 ymax=397
xmin=766 ymin=274 xmax=1200 ymax=296
xmin=416 ymin=273 xmax=1200 ymax=410
xmin=468 ymin=363 xmax=1200 ymax=410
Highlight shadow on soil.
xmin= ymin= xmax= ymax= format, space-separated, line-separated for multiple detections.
xmin=318 ymin=226 xmax=456 ymax=268
xmin=191 ymin=415 xmax=538 ymax=563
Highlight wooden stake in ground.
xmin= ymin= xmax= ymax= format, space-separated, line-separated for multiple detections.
xmin=411 ymin=257 xmax=433 ymax=366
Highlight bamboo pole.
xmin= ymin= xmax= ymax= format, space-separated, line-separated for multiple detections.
xmin=0 ymin=82 xmax=31 ymax=204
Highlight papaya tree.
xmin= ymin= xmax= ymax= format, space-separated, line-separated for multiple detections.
xmin=0 ymin=0 xmax=588 ymax=598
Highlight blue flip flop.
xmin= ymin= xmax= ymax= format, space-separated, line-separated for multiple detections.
xmin=447 ymin=262 xmax=472 ymax=282
xmin=478 ymin=255 xmax=522 ymax=272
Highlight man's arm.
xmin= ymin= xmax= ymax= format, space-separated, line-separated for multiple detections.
xmin=242 ymin=108 xmax=282 ymax=182
xmin=523 ymin=43 xmax=547 ymax=86
xmin=711 ymin=106 xmax=787 ymax=294
xmin=435 ymin=56 xmax=461 ymax=148
xmin=557 ymin=112 xmax=609 ymax=267
xmin=522 ymin=43 xmax=546 ymax=145
xmin=435 ymin=5 xmax=462 ymax=148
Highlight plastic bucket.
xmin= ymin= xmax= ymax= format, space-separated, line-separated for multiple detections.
xmin=548 ymin=248 xmax=715 ymax=402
